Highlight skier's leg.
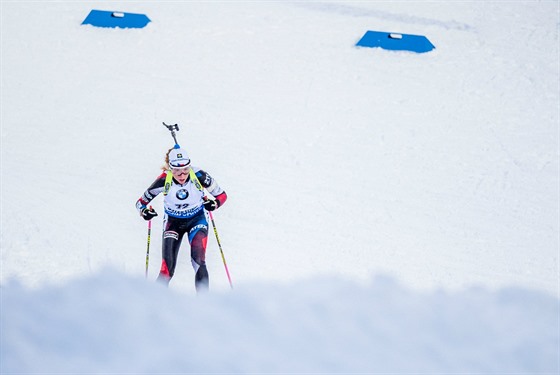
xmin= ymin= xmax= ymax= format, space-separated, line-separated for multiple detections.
xmin=157 ymin=221 xmax=184 ymax=285
xmin=189 ymin=221 xmax=209 ymax=292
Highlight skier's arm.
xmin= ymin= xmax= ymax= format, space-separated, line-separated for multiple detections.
xmin=197 ymin=170 xmax=227 ymax=208
xmin=135 ymin=172 xmax=167 ymax=214
xmin=214 ymin=191 xmax=227 ymax=207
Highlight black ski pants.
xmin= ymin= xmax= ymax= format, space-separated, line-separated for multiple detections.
xmin=157 ymin=211 xmax=209 ymax=291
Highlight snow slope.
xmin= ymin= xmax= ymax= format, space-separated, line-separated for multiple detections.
xmin=2 ymin=270 xmax=558 ymax=373
xmin=1 ymin=1 xmax=559 ymax=373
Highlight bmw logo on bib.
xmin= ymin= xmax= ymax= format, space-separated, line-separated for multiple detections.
xmin=176 ymin=189 xmax=189 ymax=200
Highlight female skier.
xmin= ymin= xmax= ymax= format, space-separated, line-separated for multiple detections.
xmin=136 ymin=147 xmax=227 ymax=292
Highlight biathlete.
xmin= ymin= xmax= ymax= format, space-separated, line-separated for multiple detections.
xmin=136 ymin=147 xmax=227 ymax=292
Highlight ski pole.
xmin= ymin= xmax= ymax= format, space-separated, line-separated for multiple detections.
xmin=145 ymin=207 xmax=153 ymax=278
xmin=207 ymin=210 xmax=233 ymax=289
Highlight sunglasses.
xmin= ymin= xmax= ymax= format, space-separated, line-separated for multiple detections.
xmin=171 ymin=166 xmax=190 ymax=176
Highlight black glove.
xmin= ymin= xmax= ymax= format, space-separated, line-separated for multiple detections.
xmin=141 ymin=206 xmax=158 ymax=221
xmin=203 ymin=199 xmax=220 ymax=211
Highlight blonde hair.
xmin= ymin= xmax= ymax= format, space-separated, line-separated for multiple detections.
xmin=162 ymin=147 xmax=174 ymax=171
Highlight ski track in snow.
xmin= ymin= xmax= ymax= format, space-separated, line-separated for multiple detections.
xmin=289 ymin=1 xmax=474 ymax=31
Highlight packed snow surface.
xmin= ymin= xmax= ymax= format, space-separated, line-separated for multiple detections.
xmin=1 ymin=1 xmax=559 ymax=373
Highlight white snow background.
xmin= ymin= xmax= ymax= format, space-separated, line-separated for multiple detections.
xmin=1 ymin=1 xmax=559 ymax=373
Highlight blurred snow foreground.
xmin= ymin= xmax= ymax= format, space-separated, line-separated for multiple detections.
xmin=1 ymin=269 xmax=558 ymax=373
